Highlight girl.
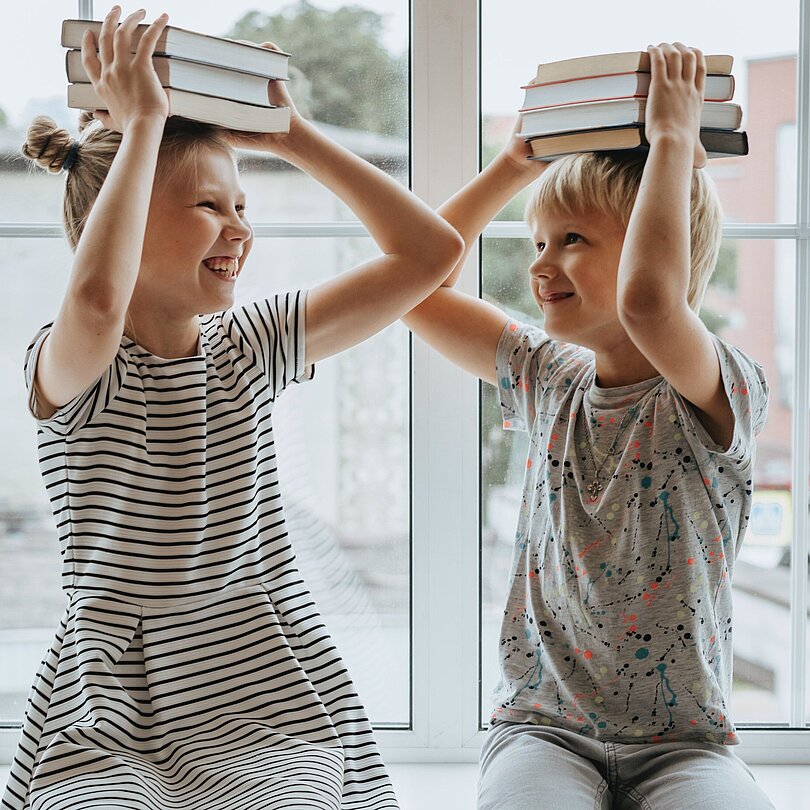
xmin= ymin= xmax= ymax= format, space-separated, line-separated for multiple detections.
xmin=3 ymin=7 xmax=462 ymax=810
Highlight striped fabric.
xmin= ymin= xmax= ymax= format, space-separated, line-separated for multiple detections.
xmin=2 ymin=292 xmax=398 ymax=810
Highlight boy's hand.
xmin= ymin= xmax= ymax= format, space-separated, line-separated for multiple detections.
xmin=81 ymin=6 xmax=170 ymax=132
xmin=226 ymin=42 xmax=308 ymax=155
xmin=645 ymin=42 xmax=707 ymax=168
xmin=503 ymin=115 xmax=549 ymax=176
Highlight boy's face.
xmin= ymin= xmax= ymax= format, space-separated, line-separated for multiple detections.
xmin=527 ymin=207 xmax=627 ymax=349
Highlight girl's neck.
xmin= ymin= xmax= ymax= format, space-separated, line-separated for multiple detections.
xmin=125 ymin=313 xmax=201 ymax=359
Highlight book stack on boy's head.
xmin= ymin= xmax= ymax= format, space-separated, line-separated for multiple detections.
xmin=61 ymin=19 xmax=292 ymax=133
xmin=519 ymin=50 xmax=747 ymax=161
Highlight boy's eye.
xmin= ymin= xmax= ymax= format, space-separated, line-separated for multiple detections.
xmin=198 ymin=201 xmax=216 ymax=210
xmin=535 ymin=242 xmax=545 ymax=254
xmin=565 ymin=232 xmax=583 ymax=244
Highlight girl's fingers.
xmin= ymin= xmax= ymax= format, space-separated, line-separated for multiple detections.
xmin=97 ymin=5 xmax=121 ymax=66
xmin=133 ymin=13 xmax=169 ymax=63
xmin=114 ymin=8 xmax=147 ymax=64
xmin=693 ymin=47 xmax=707 ymax=95
xmin=80 ymin=29 xmax=102 ymax=84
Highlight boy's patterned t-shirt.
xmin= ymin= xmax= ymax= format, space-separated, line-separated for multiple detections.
xmin=493 ymin=320 xmax=769 ymax=744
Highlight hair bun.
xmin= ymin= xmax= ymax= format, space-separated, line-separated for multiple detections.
xmin=22 ymin=115 xmax=75 ymax=174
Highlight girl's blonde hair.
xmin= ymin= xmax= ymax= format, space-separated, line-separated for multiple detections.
xmin=525 ymin=152 xmax=723 ymax=312
xmin=22 ymin=111 xmax=235 ymax=250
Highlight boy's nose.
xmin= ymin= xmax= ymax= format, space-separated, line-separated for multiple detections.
xmin=529 ymin=253 xmax=559 ymax=277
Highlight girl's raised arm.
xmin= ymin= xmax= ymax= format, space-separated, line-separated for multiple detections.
xmin=33 ymin=7 xmax=169 ymax=417
xmin=229 ymin=50 xmax=464 ymax=365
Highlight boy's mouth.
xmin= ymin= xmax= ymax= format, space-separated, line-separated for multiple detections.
xmin=203 ymin=256 xmax=240 ymax=280
xmin=542 ymin=292 xmax=574 ymax=304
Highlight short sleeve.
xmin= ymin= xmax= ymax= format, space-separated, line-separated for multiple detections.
xmin=223 ymin=290 xmax=314 ymax=396
xmin=24 ymin=324 xmax=130 ymax=437
xmin=677 ymin=335 xmax=769 ymax=463
xmin=495 ymin=320 xmax=554 ymax=433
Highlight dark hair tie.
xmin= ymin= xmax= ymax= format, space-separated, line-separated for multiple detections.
xmin=62 ymin=141 xmax=80 ymax=172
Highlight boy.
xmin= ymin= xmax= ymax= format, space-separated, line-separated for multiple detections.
xmin=405 ymin=43 xmax=773 ymax=808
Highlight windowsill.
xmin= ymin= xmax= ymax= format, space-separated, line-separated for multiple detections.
xmin=0 ymin=763 xmax=807 ymax=807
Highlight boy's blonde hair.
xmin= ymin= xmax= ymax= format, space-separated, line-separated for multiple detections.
xmin=22 ymin=112 xmax=235 ymax=250
xmin=525 ymin=152 xmax=723 ymax=312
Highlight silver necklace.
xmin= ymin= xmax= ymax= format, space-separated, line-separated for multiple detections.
xmin=581 ymin=399 xmax=640 ymax=502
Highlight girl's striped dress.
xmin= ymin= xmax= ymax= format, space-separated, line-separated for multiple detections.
xmin=2 ymin=291 xmax=398 ymax=810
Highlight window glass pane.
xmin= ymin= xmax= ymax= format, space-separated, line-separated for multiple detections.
xmin=482 ymin=0 xmax=798 ymax=224
xmin=239 ymin=237 xmax=411 ymax=727
xmin=143 ymin=1 xmax=406 ymax=221
xmin=0 ymin=6 xmax=69 ymax=222
xmin=0 ymin=238 xmax=71 ymax=720
xmin=480 ymin=238 xmax=794 ymax=728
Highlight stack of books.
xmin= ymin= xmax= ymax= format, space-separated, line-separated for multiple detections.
xmin=519 ymin=50 xmax=748 ymax=161
xmin=61 ymin=19 xmax=292 ymax=133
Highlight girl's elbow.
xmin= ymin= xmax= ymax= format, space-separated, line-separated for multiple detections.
xmin=433 ymin=223 xmax=465 ymax=269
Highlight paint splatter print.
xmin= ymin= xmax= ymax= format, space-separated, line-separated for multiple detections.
xmin=492 ymin=320 xmax=769 ymax=744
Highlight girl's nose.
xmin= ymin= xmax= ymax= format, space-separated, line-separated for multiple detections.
xmin=225 ymin=214 xmax=252 ymax=242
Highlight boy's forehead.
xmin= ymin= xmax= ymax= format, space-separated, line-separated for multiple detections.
xmin=530 ymin=206 xmax=622 ymax=236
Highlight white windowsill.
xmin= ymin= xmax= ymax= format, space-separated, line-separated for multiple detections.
xmin=1 ymin=763 xmax=807 ymax=808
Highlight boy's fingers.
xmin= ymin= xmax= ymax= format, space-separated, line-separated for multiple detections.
xmin=134 ymin=13 xmax=169 ymax=63
xmin=658 ymin=42 xmax=681 ymax=81
xmin=97 ymin=5 xmax=121 ymax=65
xmin=673 ymin=41 xmax=695 ymax=82
xmin=647 ymin=45 xmax=666 ymax=80
xmin=80 ymin=30 xmax=102 ymax=84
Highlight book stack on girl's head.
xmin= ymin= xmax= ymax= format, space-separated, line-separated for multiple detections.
xmin=519 ymin=50 xmax=748 ymax=161
xmin=62 ymin=18 xmax=292 ymax=132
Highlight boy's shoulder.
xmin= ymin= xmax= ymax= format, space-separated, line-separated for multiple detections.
xmin=498 ymin=317 xmax=593 ymax=376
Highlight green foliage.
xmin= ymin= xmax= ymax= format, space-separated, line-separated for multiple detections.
xmin=226 ymin=2 xmax=406 ymax=137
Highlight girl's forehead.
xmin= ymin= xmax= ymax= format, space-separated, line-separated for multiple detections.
xmin=158 ymin=149 xmax=245 ymax=199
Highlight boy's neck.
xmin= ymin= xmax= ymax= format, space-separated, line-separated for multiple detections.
xmin=592 ymin=346 xmax=661 ymax=389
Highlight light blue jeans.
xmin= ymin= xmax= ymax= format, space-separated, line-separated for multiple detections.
xmin=478 ymin=721 xmax=775 ymax=810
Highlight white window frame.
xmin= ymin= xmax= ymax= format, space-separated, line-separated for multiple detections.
xmin=1 ymin=0 xmax=809 ymax=767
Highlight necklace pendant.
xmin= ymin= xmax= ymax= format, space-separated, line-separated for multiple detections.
xmin=587 ymin=479 xmax=602 ymax=502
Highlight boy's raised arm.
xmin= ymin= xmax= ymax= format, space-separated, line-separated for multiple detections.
xmin=616 ymin=42 xmax=734 ymax=448
xmin=402 ymin=124 xmax=548 ymax=385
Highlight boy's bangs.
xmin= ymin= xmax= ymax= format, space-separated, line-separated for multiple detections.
xmin=525 ymin=153 xmax=644 ymax=227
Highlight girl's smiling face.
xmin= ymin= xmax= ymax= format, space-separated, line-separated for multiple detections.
xmin=136 ymin=146 xmax=253 ymax=320
xmin=527 ymin=206 xmax=627 ymax=350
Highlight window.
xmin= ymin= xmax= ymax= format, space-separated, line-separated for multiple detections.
xmin=0 ymin=0 xmax=808 ymax=766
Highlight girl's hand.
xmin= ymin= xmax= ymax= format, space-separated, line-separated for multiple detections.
xmin=227 ymin=42 xmax=308 ymax=155
xmin=645 ymin=42 xmax=707 ymax=168
xmin=81 ymin=6 xmax=169 ymax=132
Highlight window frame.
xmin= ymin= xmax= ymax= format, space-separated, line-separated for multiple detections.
xmin=1 ymin=0 xmax=809 ymax=767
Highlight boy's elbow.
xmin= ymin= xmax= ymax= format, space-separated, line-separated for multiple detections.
xmin=617 ymin=281 xmax=679 ymax=326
